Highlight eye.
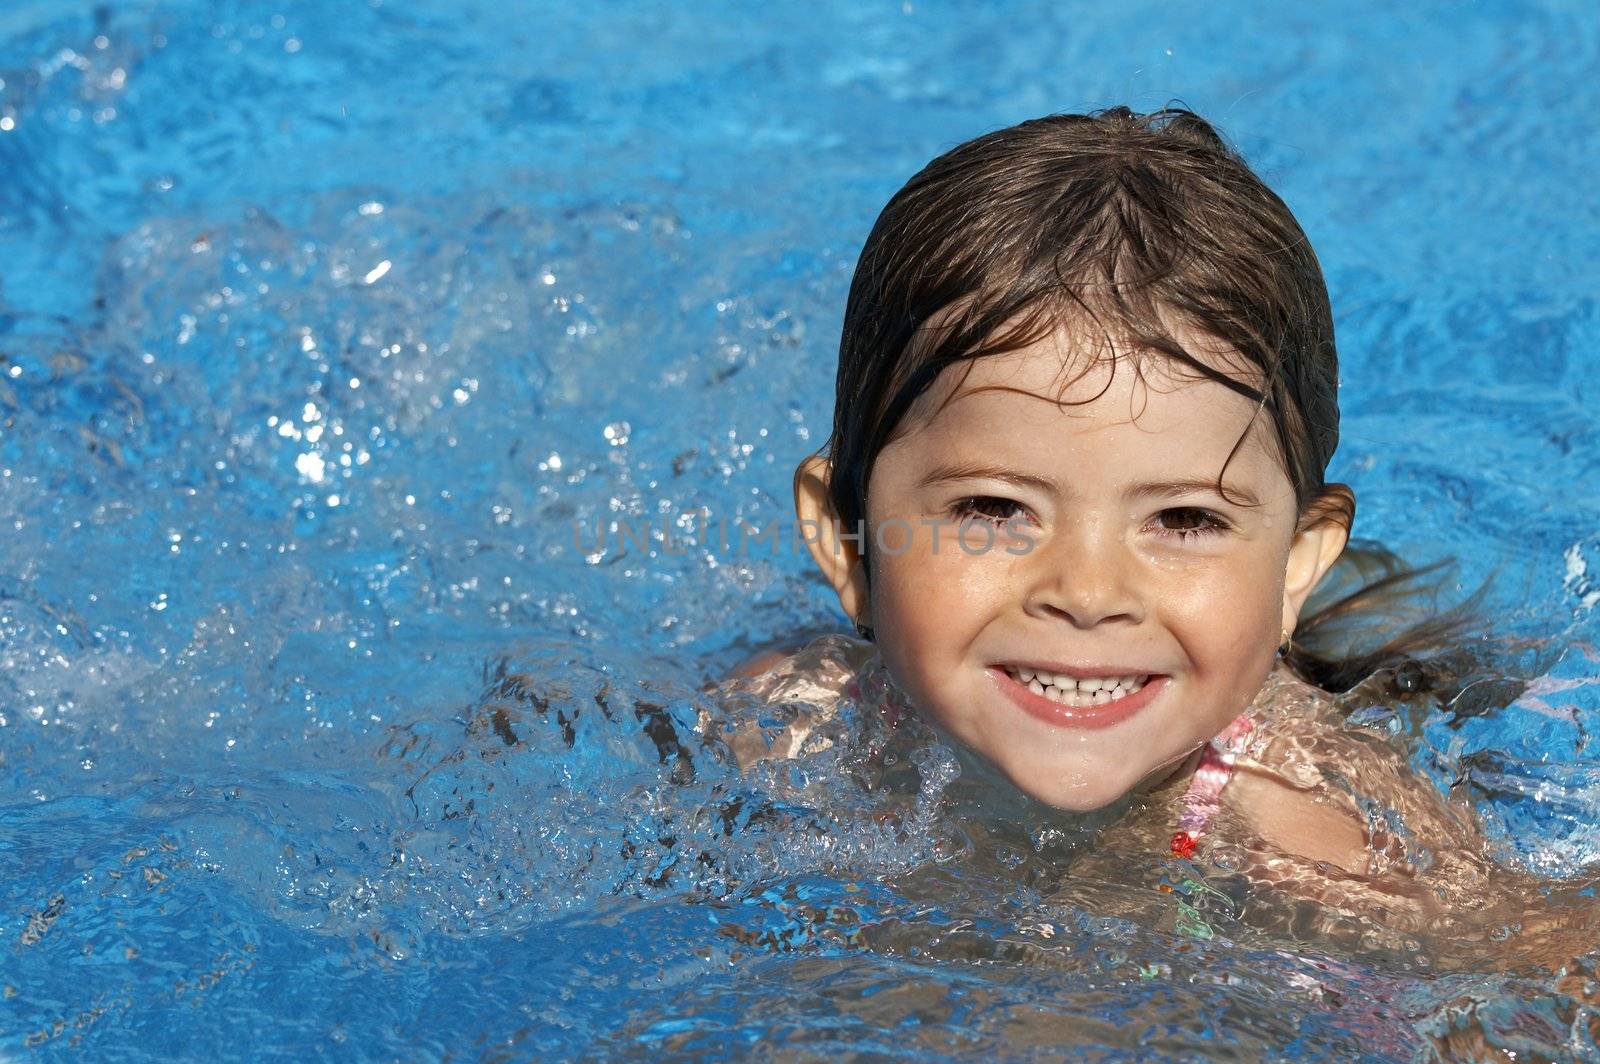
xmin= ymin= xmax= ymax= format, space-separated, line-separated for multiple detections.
xmin=1153 ymin=507 xmax=1231 ymax=542
xmin=948 ymin=495 xmax=1032 ymax=526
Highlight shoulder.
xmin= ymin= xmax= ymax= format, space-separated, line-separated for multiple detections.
xmin=721 ymin=632 xmax=875 ymax=685
xmin=703 ymin=632 xmax=876 ymax=769
xmin=1221 ymin=665 xmax=1372 ymax=874
xmin=725 ymin=646 xmax=793 ymax=682
xmin=1226 ymin=663 xmax=1491 ymax=878
xmin=1224 ymin=762 xmax=1370 ymax=874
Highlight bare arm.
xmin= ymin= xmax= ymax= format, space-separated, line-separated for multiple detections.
xmin=1227 ymin=669 xmax=1600 ymax=973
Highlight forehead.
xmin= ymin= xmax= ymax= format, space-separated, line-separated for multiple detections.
xmin=896 ymin=322 xmax=1283 ymax=478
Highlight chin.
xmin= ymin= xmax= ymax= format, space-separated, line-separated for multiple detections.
xmin=1030 ymin=791 xmax=1126 ymax=814
xmin=1008 ymin=774 xmax=1131 ymax=814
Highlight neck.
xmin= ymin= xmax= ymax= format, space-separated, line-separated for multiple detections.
xmin=1130 ymin=741 xmax=1210 ymax=801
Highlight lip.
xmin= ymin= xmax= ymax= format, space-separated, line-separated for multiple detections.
xmin=1000 ymin=659 xmax=1155 ymax=681
xmin=988 ymin=665 xmax=1169 ymax=730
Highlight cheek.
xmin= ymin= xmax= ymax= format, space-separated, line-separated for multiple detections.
xmin=871 ymin=536 xmax=1012 ymax=628
xmin=1159 ymin=558 xmax=1285 ymax=663
xmin=867 ymin=537 xmax=1010 ymax=691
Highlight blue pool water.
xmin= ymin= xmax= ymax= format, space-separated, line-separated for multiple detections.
xmin=2 ymin=1 xmax=1599 ymax=1058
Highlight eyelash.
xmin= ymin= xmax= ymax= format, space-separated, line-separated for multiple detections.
xmin=947 ymin=496 xmax=1232 ymax=542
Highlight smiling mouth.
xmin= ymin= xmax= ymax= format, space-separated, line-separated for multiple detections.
xmin=1000 ymin=665 xmax=1153 ymax=708
xmin=992 ymin=664 xmax=1168 ymax=730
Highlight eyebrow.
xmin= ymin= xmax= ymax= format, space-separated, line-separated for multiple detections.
xmin=917 ymin=460 xmax=1264 ymax=508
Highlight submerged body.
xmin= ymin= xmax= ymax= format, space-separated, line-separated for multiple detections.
xmin=710 ymin=633 xmax=1600 ymax=976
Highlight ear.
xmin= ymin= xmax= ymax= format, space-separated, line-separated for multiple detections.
xmin=793 ymin=455 xmax=871 ymax=629
xmin=1281 ymin=484 xmax=1353 ymax=637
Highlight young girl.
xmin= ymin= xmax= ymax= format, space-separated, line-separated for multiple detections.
xmin=710 ymin=106 xmax=1598 ymax=977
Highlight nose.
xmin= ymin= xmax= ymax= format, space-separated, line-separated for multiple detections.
xmin=1021 ymin=517 xmax=1144 ymax=628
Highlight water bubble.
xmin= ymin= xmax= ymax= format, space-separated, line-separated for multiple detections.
xmin=295 ymin=452 xmax=327 ymax=482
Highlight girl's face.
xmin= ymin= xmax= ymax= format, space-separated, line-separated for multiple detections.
xmin=798 ymin=322 xmax=1347 ymax=812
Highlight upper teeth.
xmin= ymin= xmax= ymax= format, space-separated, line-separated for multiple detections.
xmin=1004 ymin=665 xmax=1149 ymax=702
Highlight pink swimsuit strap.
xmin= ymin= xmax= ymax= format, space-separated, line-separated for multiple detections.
xmin=1169 ymin=710 xmax=1256 ymax=859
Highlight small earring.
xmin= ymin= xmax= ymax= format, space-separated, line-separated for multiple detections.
xmin=1276 ymin=625 xmax=1292 ymax=659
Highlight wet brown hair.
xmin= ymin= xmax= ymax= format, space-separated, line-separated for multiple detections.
xmin=820 ymin=105 xmax=1496 ymax=696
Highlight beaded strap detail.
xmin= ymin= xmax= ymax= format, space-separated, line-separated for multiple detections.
xmin=1170 ymin=711 xmax=1256 ymax=858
